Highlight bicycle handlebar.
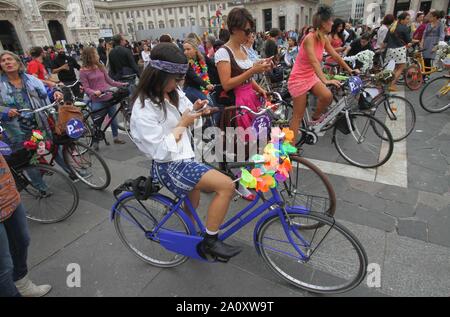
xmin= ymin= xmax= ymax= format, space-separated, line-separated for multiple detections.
xmin=18 ymin=102 xmax=58 ymax=115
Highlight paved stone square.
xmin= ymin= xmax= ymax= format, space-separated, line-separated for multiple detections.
xmin=26 ymin=84 xmax=450 ymax=297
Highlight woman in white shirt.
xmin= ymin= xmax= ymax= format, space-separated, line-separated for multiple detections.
xmin=130 ymin=43 xmax=241 ymax=260
xmin=141 ymin=44 xmax=151 ymax=68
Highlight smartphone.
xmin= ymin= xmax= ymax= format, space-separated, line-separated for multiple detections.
xmin=191 ymin=105 xmax=208 ymax=114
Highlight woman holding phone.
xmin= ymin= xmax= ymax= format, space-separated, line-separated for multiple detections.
xmin=215 ymin=7 xmax=272 ymax=201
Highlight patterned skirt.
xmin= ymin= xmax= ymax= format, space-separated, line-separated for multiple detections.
xmin=152 ymin=159 xmax=212 ymax=199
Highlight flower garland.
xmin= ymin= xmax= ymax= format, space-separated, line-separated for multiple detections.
xmin=189 ymin=58 xmax=211 ymax=95
xmin=433 ymin=42 xmax=450 ymax=67
xmin=240 ymin=128 xmax=297 ymax=193
xmin=23 ymin=130 xmax=52 ymax=165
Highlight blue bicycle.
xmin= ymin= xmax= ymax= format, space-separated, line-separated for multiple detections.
xmin=111 ymin=160 xmax=368 ymax=294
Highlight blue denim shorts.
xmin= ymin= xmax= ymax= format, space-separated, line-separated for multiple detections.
xmin=152 ymin=159 xmax=212 ymax=199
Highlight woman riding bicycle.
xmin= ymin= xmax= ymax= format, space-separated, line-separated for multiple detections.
xmin=0 ymin=51 xmax=67 ymax=187
xmin=129 ymin=43 xmax=242 ymax=260
xmin=79 ymin=47 xmax=128 ymax=150
xmin=288 ymin=5 xmax=356 ymax=143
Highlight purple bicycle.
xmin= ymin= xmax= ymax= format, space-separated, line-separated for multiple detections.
xmin=111 ymin=159 xmax=368 ymax=294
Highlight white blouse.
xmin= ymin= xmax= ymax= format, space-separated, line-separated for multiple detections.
xmin=215 ymin=45 xmax=254 ymax=70
xmin=130 ymin=89 xmax=200 ymax=163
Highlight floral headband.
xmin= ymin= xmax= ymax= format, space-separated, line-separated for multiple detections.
xmin=149 ymin=59 xmax=188 ymax=74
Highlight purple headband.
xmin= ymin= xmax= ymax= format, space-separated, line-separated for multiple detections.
xmin=149 ymin=59 xmax=188 ymax=74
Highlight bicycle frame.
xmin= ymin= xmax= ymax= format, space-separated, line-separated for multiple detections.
xmin=414 ymin=52 xmax=438 ymax=75
xmin=85 ymin=98 xmax=128 ymax=137
xmin=112 ymin=187 xmax=314 ymax=262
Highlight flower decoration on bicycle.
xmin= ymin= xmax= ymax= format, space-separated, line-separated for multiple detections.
xmin=23 ymin=129 xmax=52 ymax=164
xmin=240 ymin=128 xmax=297 ymax=192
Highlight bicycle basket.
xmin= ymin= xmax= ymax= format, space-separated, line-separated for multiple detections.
xmin=280 ymin=188 xmax=330 ymax=215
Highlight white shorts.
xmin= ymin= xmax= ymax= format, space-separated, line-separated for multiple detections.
xmin=385 ymin=47 xmax=407 ymax=65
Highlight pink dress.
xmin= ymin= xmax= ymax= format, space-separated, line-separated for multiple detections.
xmin=288 ymin=33 xmax=325 ymax=98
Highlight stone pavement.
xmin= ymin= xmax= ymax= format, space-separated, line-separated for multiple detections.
xmin=25 ymin=85 xmax=450 ymax=297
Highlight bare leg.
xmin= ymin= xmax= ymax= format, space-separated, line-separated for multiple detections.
xmin=310 ymin=81 xmax=333 ymax=120
xmin=391 ymin=63 xmax=405 ymax=89
xmin=193 ymin=169 xmax=235 ymax=232
xmin=289 ymin=94 xmax=307 ymax=144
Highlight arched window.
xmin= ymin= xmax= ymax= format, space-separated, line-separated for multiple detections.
xmin=138 ymin=22 xmax=144 ymax=30
xmin=180 ymin=19 xmax=185 ymax=27
xmin=148 ymin=21 xmax=154 ymax=29
xmin=117 ymin=24 xmax=123 ymax=33
xmin=158 ymin=21 xmax=165 ymax=29
xmin=102 ymin=24 xmax=106 ymax=29
xmin=201 ymin=18 xmax=206 ymax=27
xmin=169 ymin=19 xmax=175 ymax=28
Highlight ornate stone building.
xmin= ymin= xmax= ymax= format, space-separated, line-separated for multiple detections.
xmin=0 ymin=0 xmax=320 ymax=53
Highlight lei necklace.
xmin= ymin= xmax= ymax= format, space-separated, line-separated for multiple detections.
xmin=239 ymin=128 xmax=297 ymax=193
xmin=189 ymin=58 xmax=211 ymax=95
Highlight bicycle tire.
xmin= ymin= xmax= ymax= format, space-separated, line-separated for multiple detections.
xmin=18 ymin=164 xmax=79 ymax=223
xmin=419 ymin=75 xmax=450 ymax=113
xmin=333 ymin=112 xmax=394 ymax=168
xmin=114 ymin=195 xmax=190 ymax=268
xmin=371 ymin=94 xmax=416 ymax=142
xmin=256 ymin=211 xmax=368 ymax=294
xmin=283 ymin=155 xmax=336 ymax=219
xmin=63 ymin=142 xmax=111 ymax=190
xmin=404 ymin=64 xmax=423 ymax=91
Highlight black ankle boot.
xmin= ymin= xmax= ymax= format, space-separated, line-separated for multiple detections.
xmin=198 ymin=233 xmax=242 ymax=260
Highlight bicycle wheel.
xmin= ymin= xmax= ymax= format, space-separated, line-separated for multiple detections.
xmin=121 ymin=107 xmax=134 ymax=141
xmin=404 ymin=64 xmax=423 ymax=91
xmin=17 ymin=164 xmax=79 ymax=223
xmin=256 ymin=211 xmax=368 ymax=294
xmin=282 ymin=155 xmax=336 ymax=219
xmin=371 ymin=94 xmax=416 ymax=142
xmin=63 ymin=142 xmax=111 ymax=190
xmin=419 ymin=75 xmax=450 ymax=113
xmin=114 ymin=195 xmax=190 ymax=267
xmin=333 ymin=113 xmax=394 ymax=168
xmin=80 ymin=113 xmax=94 ymax=149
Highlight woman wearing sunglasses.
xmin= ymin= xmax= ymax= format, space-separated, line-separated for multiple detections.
xmin=215 ymin=7 xmax=272 ymax=201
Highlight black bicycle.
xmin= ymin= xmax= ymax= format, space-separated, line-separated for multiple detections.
xmin=82 ymin=86 xmax=133 ymax=149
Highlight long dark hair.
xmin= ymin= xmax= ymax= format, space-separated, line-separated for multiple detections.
xmin=330 ymin=18 xmax=345 ymax=43
xmin=131 ymin=43 xmax=187 ymax=117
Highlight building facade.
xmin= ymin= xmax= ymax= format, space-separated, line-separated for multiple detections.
xmin=0 ymin=0 xmax=320 ymax=54
xmin=363 ymin=0 xmax=449 ymax=27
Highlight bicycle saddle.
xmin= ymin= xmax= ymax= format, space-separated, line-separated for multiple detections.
xmin=132 ymin=176 xmax=160 ymax=200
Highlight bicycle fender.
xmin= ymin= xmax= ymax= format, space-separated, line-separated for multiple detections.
xmin=253 ymin=209 xmax=308 ymax=256
xmin=110 ymin=192 xmax=197 ymax=234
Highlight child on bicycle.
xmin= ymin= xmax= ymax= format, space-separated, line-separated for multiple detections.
xmin=130 ymin=43 xmax=242 ymax=260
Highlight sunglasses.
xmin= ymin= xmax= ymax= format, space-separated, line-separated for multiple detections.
xmin=241 ymin=28 xmax=253 ymax=36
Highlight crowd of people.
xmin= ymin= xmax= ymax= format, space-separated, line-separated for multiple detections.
xmin=1 ymin=4 xmax=450 ymax=297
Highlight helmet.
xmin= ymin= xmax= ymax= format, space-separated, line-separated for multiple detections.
xmin=358 ymin=91 xmax=374 ymax=110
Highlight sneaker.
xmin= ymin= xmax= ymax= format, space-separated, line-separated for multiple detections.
xmin=308 ymin=115 xmax=325 ymax=127
xmin=113 ymin=138 xmax=126 ymax=144
xmin=15 ymin=275 xmax=52 ymax=297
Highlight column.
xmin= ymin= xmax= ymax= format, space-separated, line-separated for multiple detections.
xmin=19 ymin=0 xmax=51 ymax=46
